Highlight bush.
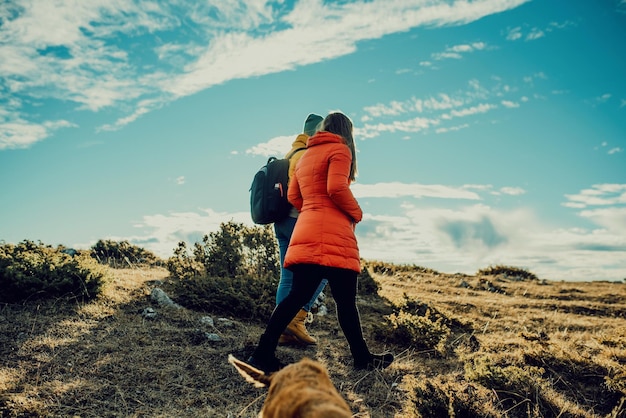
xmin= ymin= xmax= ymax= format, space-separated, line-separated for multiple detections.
xmin=91 ymin=239 xmax=160 ymax=268
xmin=404 ymin=374 xmax=502 ymax=418
xmin=0 ymin=240 xmax=110 ymax=303
xmin=383 ymin=310 xmax=451 ymax=354
xmin=167 ymin=222 xmax=279 ymax=281
xmin=166 ymin=222 xmax=280 ymax=320
xmin=172 ymin=273 xmax=277 ymax=320
xmin=166 ymin=241 xmax=204 ymax=280
xmin=372 ymin=294 xmax=471 ymax=356
xmin=464 ymin=355 xmax=549 ymax=415
xmin=364 ymin=260 xmax=439 ymax=276
xmin=477 ymin=264 xmax=538 ymax=281
xmin=358 ymin=266 xmax=379 ymax=295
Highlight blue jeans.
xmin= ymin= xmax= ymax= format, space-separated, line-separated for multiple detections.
xmin=274 ymin=216 xmax=327 ymax=311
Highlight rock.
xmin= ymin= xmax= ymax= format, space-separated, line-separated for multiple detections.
xmin=150 ymin=288 xmax=182 ymax=309
xmin=141 ymin=307 xmax=157 ymax=319
xmin=200 ymin=316 xmax=214 ymax=327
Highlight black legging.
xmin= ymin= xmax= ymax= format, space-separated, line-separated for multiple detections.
xmin=254 ymin=264 xmax=370 ymax=363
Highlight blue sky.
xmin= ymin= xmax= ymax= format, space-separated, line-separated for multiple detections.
xmin=1 ymin=0 xmax=625 ymax=282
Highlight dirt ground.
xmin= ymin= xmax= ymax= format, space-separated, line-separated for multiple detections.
xmin=1 ymin=265 xmax=625 ymax=417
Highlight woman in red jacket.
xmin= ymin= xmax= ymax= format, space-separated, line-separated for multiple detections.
xmin=248 ymin=112 xmax=394 ymax=373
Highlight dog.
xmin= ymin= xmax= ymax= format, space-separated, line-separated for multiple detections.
xmin=228 ymin=355 xmax=352 ymax=418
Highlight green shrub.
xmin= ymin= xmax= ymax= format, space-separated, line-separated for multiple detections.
xmin=477 ymin=264 xmax=538 ymax=281
xmin=364 ymin=260 xmax=439 ymax=276
xmin=358 ymin=266 xmax=379 ymax=295
xmin=465 ymin=355 xmax=548 ymax=415
xmin=166 ymin=222 xmax=279 ymax=320
xmin=372 ymin=295 xmax=460 ymax=355
xmin=172 ymin=273 xmax=277 ymax=320
xmin=91 ymin=239 xmax=160 ymax=268
xmin=174 ymin=222 xmax=279 ymax=281
xmin=0 ymin=240 xmax=110 ymax=303
xmin=384 ymin=310 xmax=451 ymax=354
xmin=166 ymin=241 xmax=204 ymax=280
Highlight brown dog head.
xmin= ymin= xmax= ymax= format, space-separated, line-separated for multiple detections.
xmin=228 ymin=355 xmax=352 ymax=418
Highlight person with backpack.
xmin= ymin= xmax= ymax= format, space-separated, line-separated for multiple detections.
xmin=274 ymin=113 xmax=328 ymax=346
xmin=248 ymin=112 xmax=394 ymax=373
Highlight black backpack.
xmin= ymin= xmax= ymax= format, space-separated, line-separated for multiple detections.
xmin=250 ymin=147 xmax=306 ymax=224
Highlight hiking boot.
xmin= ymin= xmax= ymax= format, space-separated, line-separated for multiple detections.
xmin=278 ymin=332 xmax=303 ymax=346
xmin=354 ymin=352 xmax=394 ymax=371
xmin=284 ymin=309 xmax=317 ymax=345
xmin=246 ymin=355 xmax=283 ymax=374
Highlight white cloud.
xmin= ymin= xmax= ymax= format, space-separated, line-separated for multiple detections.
xmin=506 ymin=21 xmax=570 ymax=42
xmin=499 ymin=186 xmax=526 ymax=195
xmin=352 ymin=182 xmax=481 ymax=200
xmin=446 ymin=103 xmax=496 ymax=118
xmin=245 ymin=134 xmax=295 ymax=157
xmin=118 ymin=187 xmax=625 ymax=281
xmin=431 ymin=41 xmax=490 ymax=61
xmin=579 ymin=207 xmax=626 ymax=235
xmin=357 ymin=203 xmax=626 ymax=281
xmin=435 ymin=123 xmax=469 ymax=133
xmin=563 ymin=184 xmax=626 ymax=208
xmin=501 ymin=100 xmax=519 ymax=108
xmin=355 ymin=77 xmax=533 ymax=140
xmin=587 ymin=93 xmax=612 ymax=107
xmin=363 ymin=101 xmax=407 ymax=117
xmin=0 ymin=119 xmax=77 ymax=150
xmin=128 ymin=208 xmax=251 ymax=258
xmin=1 ymin=0 xmax=531 ymax=149
xmin=505 ymin=26 xmax=522 ymax=40
xmin=526 ymin=28 xmax=545 ymax=40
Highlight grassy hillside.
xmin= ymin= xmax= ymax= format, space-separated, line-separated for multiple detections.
xmin=1 ymin=264 xmax=625 ymax=417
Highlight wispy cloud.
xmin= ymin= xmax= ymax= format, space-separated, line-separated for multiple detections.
xmin=429 ymin=41 xmax=490 ymax=61
xmin=498 ymin=186 xmax=526 ymax=195
xmin=245 ymin=134 xmax=295 ymax=157
xmin=126 ymin=208 xmax=251 ymax=258
xmin=354 ymin=73 xmax=540 ymax=140
xmin=112 ymin=180 xmax=624 ymax=281
xmin=0 ymin=119 xmax=77 ymax=150
xmin=0 ymin=0 xmax=530 ymax=149
xmin=250 ymin=66 xmax=533 ymax=153
xmin=357 ymin=202 xmax=626 ymax=281
xmin=563 ymin=184 xmax=626 ymax=209
xmin=501 ymin=100 xmax=520 ymax=108
xmin=526 ymin=28 xmax=545 ymax=40
xmin=505 ymin=20 xmax=573 ymax=42
xmin=586 ymin=93 xmax=612 ymax=107
xmin=352 ymin=182 xmax=481 ymax=200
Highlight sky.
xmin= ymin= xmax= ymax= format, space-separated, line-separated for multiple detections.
xmin=1 ymin=0 xmax=625 ymax=282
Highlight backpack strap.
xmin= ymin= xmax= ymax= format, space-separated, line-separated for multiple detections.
xmin=285 ymin=147 xmax=306 ymax=160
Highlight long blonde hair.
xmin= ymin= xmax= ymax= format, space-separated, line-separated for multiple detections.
xmin=321 ymin=112 xmax=358 ymax=181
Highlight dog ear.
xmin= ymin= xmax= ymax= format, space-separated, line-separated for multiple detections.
xmin=228 ymin=354 xmax=273 ymax=388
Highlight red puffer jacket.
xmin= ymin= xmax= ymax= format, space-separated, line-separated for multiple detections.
xmin=284 ymin=131 xmax=363 ymax=273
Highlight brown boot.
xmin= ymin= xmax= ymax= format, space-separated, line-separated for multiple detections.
xmin=285 ymin=309 xmax=317 ymax=345
xmin=278 ymin=333 xmax=300 ymax=346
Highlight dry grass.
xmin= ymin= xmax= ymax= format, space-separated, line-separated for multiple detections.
xmin=1 ymin=266 xmax=625 ymax=417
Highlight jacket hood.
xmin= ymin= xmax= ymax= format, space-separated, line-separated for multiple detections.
xmin=291 ymin=133 xmax=308 ymax=150
xmin=306 ymin=131 xmax=344 ymax=148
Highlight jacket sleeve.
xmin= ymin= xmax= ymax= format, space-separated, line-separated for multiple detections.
xmin=327 ymin=148 xmax=363 ymax=223
xmin=288 ymin=149 xmax=305 ymax=183
xmin=288 ymin=170 xmax=303 ymax=211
